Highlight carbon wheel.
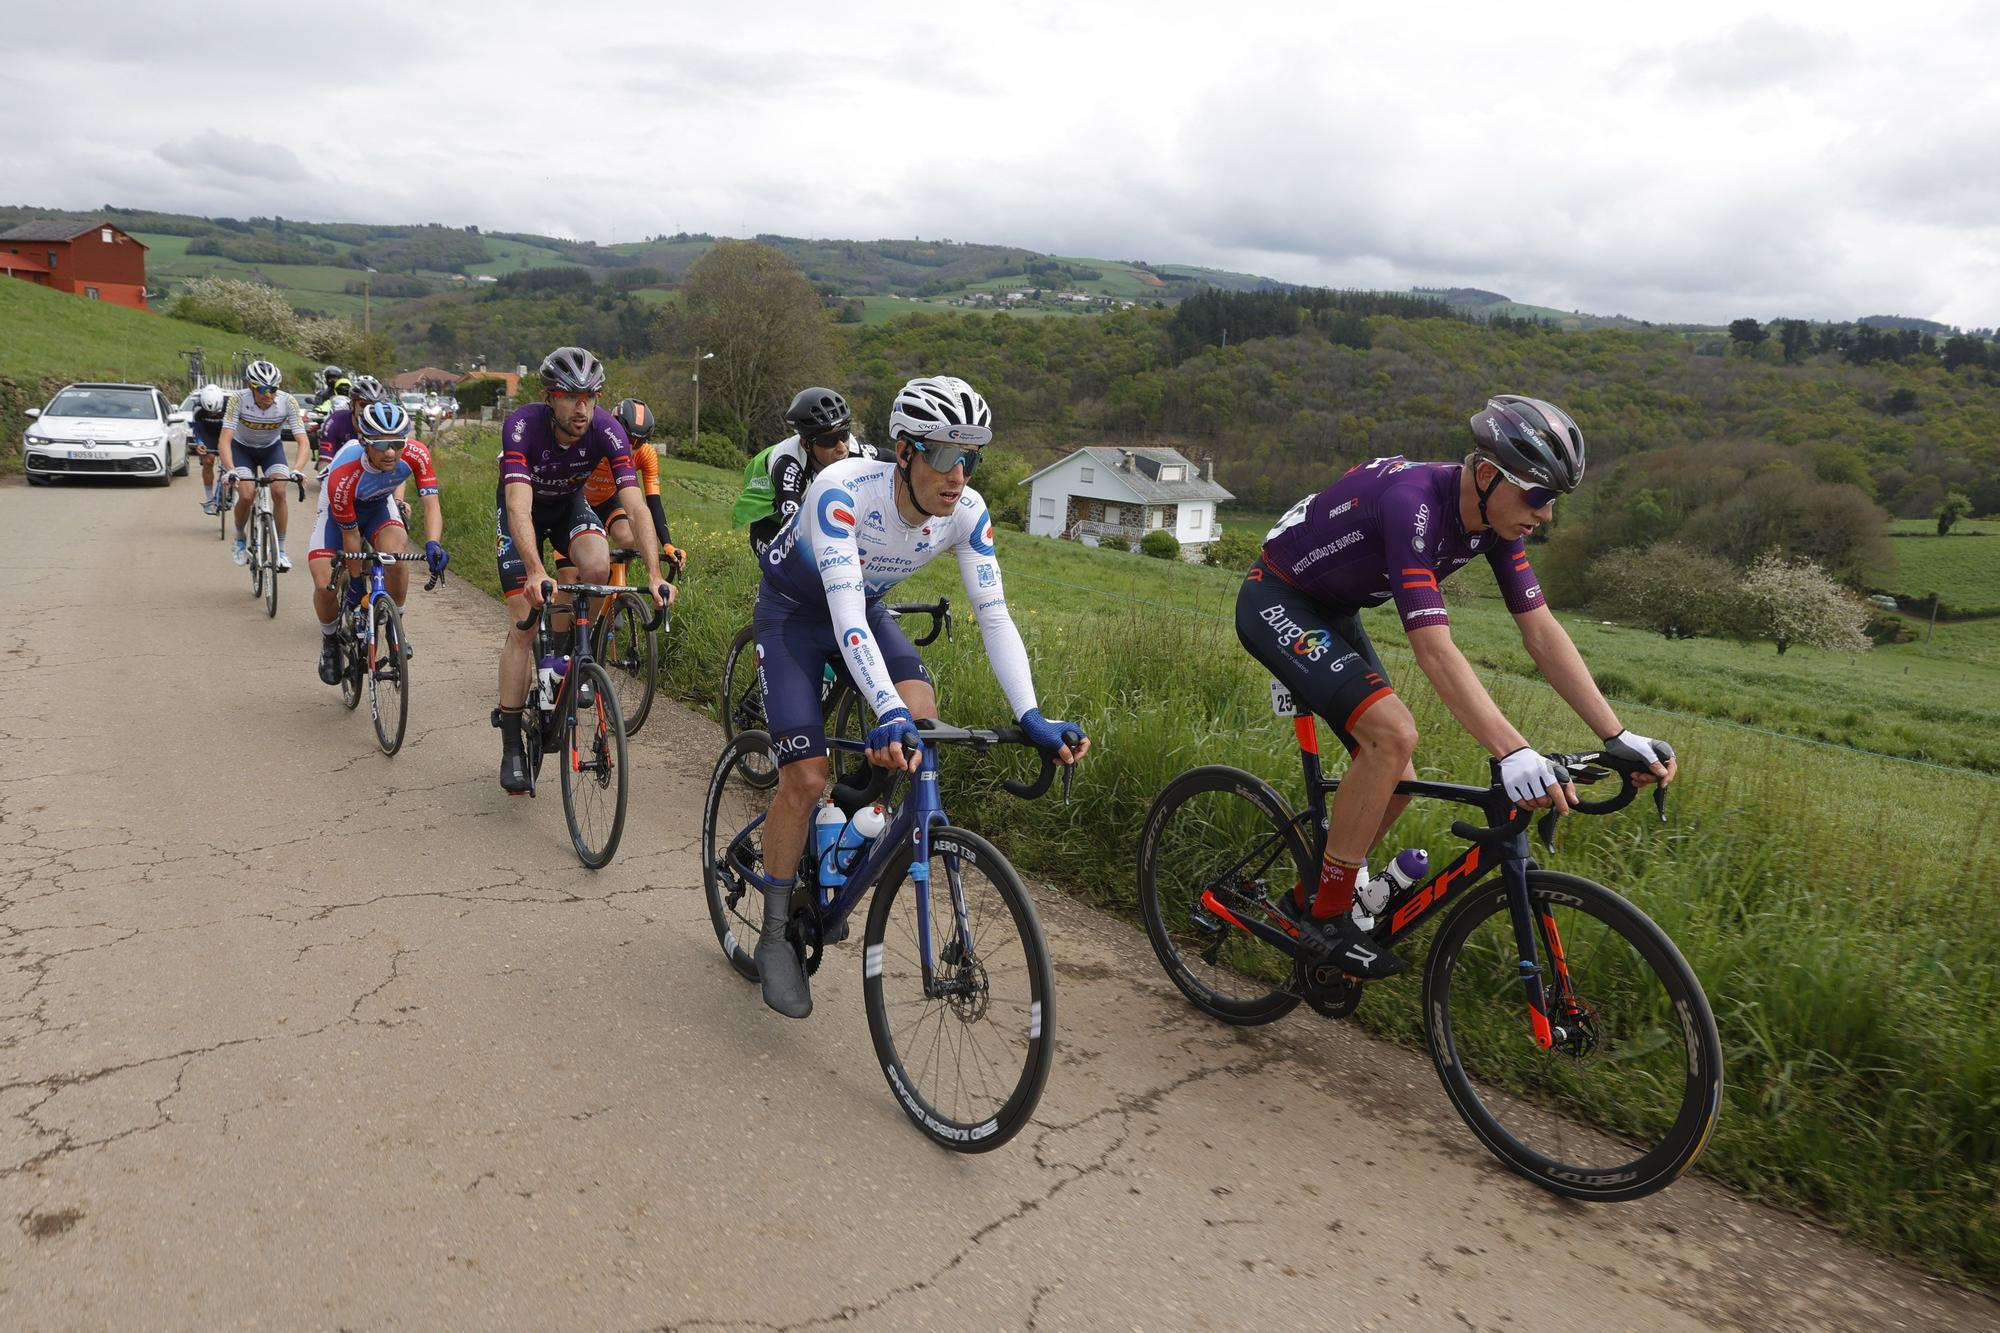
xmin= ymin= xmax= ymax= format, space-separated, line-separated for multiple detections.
xmin=1136 ymin=765 xmax=1308 ymax=1025
xmin=719 ymin=624 xmax=776 ymax=790
xmin=594 ymin=591 xmax=657 ymax=735
xmin=368 ymin=597 xmax=409 ymax=756
xmin=560 ymin=662 xmax=628 ymax=868
xmin=258 ymin=513 xmax=279 ymax=618
xmin=1424 ymin=870 xmax=1723 ymax=1202
xmin=863 ymin=824 xmax=1054 ymax=1152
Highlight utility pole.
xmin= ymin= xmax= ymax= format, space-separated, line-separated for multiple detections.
xmin=1927 ymin=591 xmax=1939 ymax=645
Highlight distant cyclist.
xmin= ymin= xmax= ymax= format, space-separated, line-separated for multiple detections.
xmin=217 ymin=360 xmax=309 ymax=571
xmin=312 ymin=365 xmax=346 ymax=412
xmin=746 ymin=375 xmax=1087 ymax=1019
xmin=1238 ymin=395 xmax=1674 ymax=979
xmin=180 ymin=383 xmax=229 ymax=515
xmin=581 ymin=397 xmax=686 ymax=578
xmin=307 ymin=402 xmax=447 ymax=685
xmin=731 ymin=386 xmax=875 ymax=557
xmin=490 ymin=347 xmax=673 ymax=793
xmin=316 ymin=374 xmax=385 ymax=472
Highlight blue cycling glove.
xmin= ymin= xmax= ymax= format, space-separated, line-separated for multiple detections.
xmin=424 ymin=541 xmax=449 ymax=576
xmin=1018 ymin=707 xmax=1084 ymax=754
xmin=866 ymin=707 xmax=922 ymax=756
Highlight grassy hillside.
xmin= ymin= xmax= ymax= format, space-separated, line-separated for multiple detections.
xmin=0 ymin=278 xmax=307 ymax=469
xmin=1883 ymin=519 xmax=2000 ymax=615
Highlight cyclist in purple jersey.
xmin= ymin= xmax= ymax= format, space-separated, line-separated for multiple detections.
xmin=1237 ymin=395 xmax=1676 ymax=979
xmin=490 ymin=346 xmax=673 ymax=794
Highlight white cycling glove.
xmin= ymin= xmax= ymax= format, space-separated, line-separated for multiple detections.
xmin=1603 ymin=729 xmax=1670 ymax=771
xmin=1499 ymin=747 xmax=1562 ymax=805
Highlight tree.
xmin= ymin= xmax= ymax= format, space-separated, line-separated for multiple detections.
xmin=1202 ymin=526 xmax=1263 ymax=569
xmin=1589 ymin=543 xmax=1744 ymax=639
xmin=1727 ymin=318 xmax=1767 ymax=349
xmin=1937 ymin=491 xmax=1973 ymax=536
xmin=661 ymin=241 xmax=835 ymax=444
xmin=1776 ymin=318 xmax=1813 ymax=363
xmin=1736 ymin=552 xmax=1871 ymax=655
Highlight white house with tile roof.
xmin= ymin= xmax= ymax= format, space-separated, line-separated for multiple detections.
xmin=1020 ymin=446 xmax=1233 ymax=553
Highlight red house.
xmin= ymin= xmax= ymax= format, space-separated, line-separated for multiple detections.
xmin=0 ymin=219 xmax=149 ymax=310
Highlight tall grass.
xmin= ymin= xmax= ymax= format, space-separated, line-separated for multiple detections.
xmin=432 ymin=446 xmax=2000 ymax=1281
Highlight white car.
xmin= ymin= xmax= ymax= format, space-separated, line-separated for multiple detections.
xmin=398 ymin=391 xmax=427 ymax=416
xmin=23 ymin=382 xmax=189 ymax=487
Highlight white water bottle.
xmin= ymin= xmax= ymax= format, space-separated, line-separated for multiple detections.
xmin=813 ymin=802 xmax=850 ymax=888
xmin=839 ymin=803 xmax=888 ymax=873
xmin=1352 ymin=847 xmax=1429 ymax=931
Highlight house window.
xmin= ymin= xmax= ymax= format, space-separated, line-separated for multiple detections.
xmin=85 ymin=287 xmax=100 ymax=300
xmin=1151 ymin=508 xmax=1167 ymax=529
xmin=1039 ymin=497 xmax=1056 ymax=519
xmin=1160 ymin=464 xmax=1185 ymax=481
xmin=47 ymin=251 xmax=58 ymax=268
xmin=101 ymin=228 xmax=114 ymax=244
xmin=1079 ymin=465 xmax=1094 ymax=483
xmin=1188 ymin=506 xmax=1204 ymax=529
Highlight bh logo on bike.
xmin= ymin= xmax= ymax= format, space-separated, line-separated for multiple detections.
xmin=1259 ymin=605 xmax=1332 ymax=662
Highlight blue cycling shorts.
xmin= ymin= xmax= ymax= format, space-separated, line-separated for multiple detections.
xmin=753 ymin=592 xmax=932 ymax=766
xmin=309 ymin=495 xmax=402 ymax=562
xmin=230 ymin=439 xmax=292 ymax=479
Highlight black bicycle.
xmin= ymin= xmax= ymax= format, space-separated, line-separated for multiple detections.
xmin=509 ymin=579 xmax=667 ymax=868
xmin=327 ymin=544 xmax=445 ymax=756
xmin=588 ymin=546 xmax=678 ymax=737
xmin=718 ymin=598 xmax=951 ymax=790
xmin=1136 ymin=693 xmax=1721 ymax=1202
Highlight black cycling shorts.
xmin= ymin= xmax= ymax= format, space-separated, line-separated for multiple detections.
xmin=495 ymin=483 xmax=605 ymax=597
xmin=1235 ymin=557 xmax=1394 ymax=752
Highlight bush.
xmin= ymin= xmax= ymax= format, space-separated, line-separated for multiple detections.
xmin=1203 ymin=526 xmax=1262 ymax=569
xmin=1139 ymin=529 xmax=1181 ymax=560
xmin=675 ymin=431 xmax=747 ymax=471
xmin=1590 ymin=542 xmax=1744 ymax=639
xmin=297 ymin=317 xmax=358 ymax=365
xmin=454 ymin=376 xmax=507 ymax=413
xmin=167 ymin=276 xmax=302 ymax=349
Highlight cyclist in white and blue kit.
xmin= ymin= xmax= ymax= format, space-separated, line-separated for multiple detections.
xmin=749 ymin=375 xmax=1089 ymax=1018
xmin=218 ymin=359 xmax=310 ymax=570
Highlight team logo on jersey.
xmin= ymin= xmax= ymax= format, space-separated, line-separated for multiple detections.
xmin=817 ymin=486 xmax=858 ymax=539
xmin=864 ymin=508 xmax=887 ymax=536
xmin=968 ymin=509 xmax=995 ymax=556
xmin=843 ymin=626 xmax=867 ymax=649
xmin=977 ymin=565 xmax=996 ymax=588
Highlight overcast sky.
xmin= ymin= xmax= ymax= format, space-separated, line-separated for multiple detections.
xmin=4 ymin=1 xmax=1996 ymax=326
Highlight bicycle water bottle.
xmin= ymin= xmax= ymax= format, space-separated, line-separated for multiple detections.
xmin=1352 ymin=847 xmax=1429 ymax=930
xmin=813 ymin=802 xmax=849 ymax=888
xmin=536 ymin=654 xmax=568 ymax=711
xmin=833 ymin=803 xmax=888 ymax=879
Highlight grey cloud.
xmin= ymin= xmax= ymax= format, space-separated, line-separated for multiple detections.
xmin=1663 ymin=18 xmax=1853 ymax=93
xmin=157 ymin=131 xmax=309 ymax=185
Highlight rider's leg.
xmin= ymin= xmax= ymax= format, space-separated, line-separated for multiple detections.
xmin=232 ymin=475 xmax=254 ymax=537
xmin=271 ymin=473 xmax=290 ymax=543
xmin=494 ymin=499 xmax=538 ymax=792
xmin=1318 ymin=696 xmax=1418 ymax=915
xmin=374 ymin=518 xmax=411 ymax=604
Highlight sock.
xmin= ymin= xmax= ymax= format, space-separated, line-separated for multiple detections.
xmin=320 ymin=621 xmax=337 ymax=637
xmin=1309 ymin=855 xmax=1363 ymax=919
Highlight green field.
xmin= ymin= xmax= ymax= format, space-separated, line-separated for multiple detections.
xmin=1883 ymin=519 xmax=2000 ymax=615
xmin=421 ymin=442 xmax=1999 ymax=1279
xmin=462 ymin=237 xmax=591 ymax=277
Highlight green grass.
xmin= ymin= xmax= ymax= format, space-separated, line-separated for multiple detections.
xmin=427 ymin=443 xmax=2000 ymax=1280
xmin=463 ymin=237 xmax=591 ymax=277
xmin=1883 ymin=520 xmax=2000 ymax=616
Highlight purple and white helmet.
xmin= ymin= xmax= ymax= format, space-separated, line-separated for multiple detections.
xmin=1469 ymin=395 xmax=1585 ymax=494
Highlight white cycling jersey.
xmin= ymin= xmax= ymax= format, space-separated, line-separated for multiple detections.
xmin=761 ymin=457 xmax=1037 ymax=722
xmin=222 ymin=388 xmax=304 ymax=447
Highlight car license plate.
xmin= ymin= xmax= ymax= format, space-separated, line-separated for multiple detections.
xmin=1269 ymin=679 xmax=1295 ymax=716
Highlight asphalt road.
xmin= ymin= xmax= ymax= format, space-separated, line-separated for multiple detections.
xmin=1 ymin=475 xmax=1992 ymax=1331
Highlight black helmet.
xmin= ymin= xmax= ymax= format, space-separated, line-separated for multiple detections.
xmin=1468 ymin=395 xmax=1585 ymax=494
xmin=785 ymin=386 xmax=851 ymax=436
xmin=539 ymin=346 xmax=606 ymax=394
xmin=614 ymin=397 xmax=654 ymax=441
xmin=322 ymin=364 xmax=345 ymax=388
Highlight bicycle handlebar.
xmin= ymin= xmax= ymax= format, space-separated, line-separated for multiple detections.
xmin=888 ymin=597 xmax=952 ymax=647
xmin=1449 ymin=742 xmax=1674 ymax=846
xmin=514 ymin=579 xmax=669 ymax=632
xmin=909 ymin=717 xmax=1079 ymax=802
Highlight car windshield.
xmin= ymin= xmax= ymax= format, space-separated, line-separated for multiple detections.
xmin=46 ymin=388 xmax=156 ymax=420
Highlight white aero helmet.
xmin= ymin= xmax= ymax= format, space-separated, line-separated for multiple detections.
xmin=245 ymin=359 xmax=282 ymax=389
xmin=888 ymin=375 xmax=992 ymax=447
xmin=198 ymin=384 xmax=227 ymax=413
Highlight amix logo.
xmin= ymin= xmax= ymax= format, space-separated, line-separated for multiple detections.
xmin=1391 ymin=846 xmax=1483 ymax=932
xmin=1258 ymin=605 xmax=1332 ymax=661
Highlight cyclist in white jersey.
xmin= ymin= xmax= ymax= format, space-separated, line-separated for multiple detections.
xmin=748 ymin=376 xmax=1090 ymax=1018
xmin=218 ymin=359 xmax=310 ymax=570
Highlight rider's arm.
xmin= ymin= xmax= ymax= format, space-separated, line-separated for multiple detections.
xmin=1406 ymin=624 xmax=1531 ymax=759
xmin=638 ymin=444 xmax=672 ymax=547
xmin=810 ymin=485 xmax=908 ymax=721
xmin=283 ymin=394 xmax=309 ymax=472
xmin=502 ymin=481 xmax=543 ymax=586
xmin=403 ymin=443 xmax=445 ymax=546
xmin=952 ymin=532 xmax=1039 ymax=721
xmin=420 ymin=492 xmax=445 ymax=547
xmin=771 ymin=448 xmax=809 ymax=532
xmin=1512 ymin=605 xmax=1622 ymax=739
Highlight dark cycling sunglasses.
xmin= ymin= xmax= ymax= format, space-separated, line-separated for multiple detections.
xmin=806 ymin=428 xmax=851 ymax=449
xmin=362 ymin=436 xmax=407 ymax=451
xmin=909 ymin=438 xmax=982 ymax=477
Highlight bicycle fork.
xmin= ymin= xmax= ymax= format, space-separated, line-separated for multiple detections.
xmin=1497 ymin=846 xmax=1582 ymax=1053
xmin=907 ymin=753 xmax=977 ymax=1001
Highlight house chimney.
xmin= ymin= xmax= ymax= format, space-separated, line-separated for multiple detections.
xmin=1205 ymin=457 xmax=1214 ymax=482
xmin=1119 ymin=449 xmax=1134 ymax=470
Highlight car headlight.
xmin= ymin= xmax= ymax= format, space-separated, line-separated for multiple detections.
xmin=24 ymin=433 xmax=48 ymax=446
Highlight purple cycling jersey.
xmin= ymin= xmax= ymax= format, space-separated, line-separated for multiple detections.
xmin=319 ymin=407 xmax=357 ymax=454
xmin=497 ymin=403 xmax=636 ymax=498
xmin=1260 ymin=457 xmax=1546 ymax=630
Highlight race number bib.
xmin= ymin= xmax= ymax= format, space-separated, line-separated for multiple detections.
xmin=1269 ymin=679 xmax=1296 ymax=717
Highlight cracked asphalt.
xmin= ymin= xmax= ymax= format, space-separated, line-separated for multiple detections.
xmin=3 ymin=477 xmax=1994 ymax=1331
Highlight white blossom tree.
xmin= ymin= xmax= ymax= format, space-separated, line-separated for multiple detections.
xmin=1737 ymin=551 xmax=1872 ymax=655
